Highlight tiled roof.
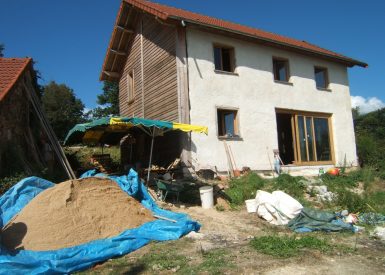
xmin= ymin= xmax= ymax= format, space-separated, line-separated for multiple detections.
xmin=0 ymin=57 xmax=32 ymax=101
xmin=123 ymin=0 xmax=367 ymax=67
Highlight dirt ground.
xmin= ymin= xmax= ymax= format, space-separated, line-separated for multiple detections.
xmin=85 ymin=203 xmax=385 ymax=275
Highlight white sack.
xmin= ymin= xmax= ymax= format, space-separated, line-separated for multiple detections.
xmin=255 ymin=190 xmax=303 ymax=225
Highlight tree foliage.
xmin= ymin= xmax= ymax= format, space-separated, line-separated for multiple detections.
xmin=90 ymin=81 xmax=119 ymax=119
xmin=42 ymin=81 xmax=85 ymax=141
xmin=354 ymin=108 xmax=385 ymax=168
xmin=0 ymin=43 xmax=4 ymax=57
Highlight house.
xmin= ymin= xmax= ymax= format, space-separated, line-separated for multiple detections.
xmin=100 ymin=0 xmax=367 ymax=173
xmin=0 ymin=57 xmax=74 ymax=179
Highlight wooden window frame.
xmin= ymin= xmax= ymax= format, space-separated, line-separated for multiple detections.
xmin=314 ymin=66 xmax=330 ymax=90
xmin=216 ymin=107 xmax=241 ymax=140
xmin=276 ymin=109 xmax=335 ymax=166
xmin=127 ymin=70 xmax=134 ymax=104
xmin=213 ymin=44 xmax=236 ymax=73
xmin=273 ymin=57 xmax=291 ymax=83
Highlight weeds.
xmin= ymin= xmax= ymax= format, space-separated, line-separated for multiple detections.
xmin=0 ymin=173 xmax=27 ymax=195
xmin=271 ymin=173 xmax=306 ymax=200
xmin=250 ymin=235 xmax=348 ymax=258
xmin=215 ymin=205 xmax=225 ymax=211
xmin=225 ymin=173 xmax=266 ymax=206
xmin=225 ymin=173 xmax=308 ymax=207
xmin=320 ymin=168 xmax=385 ymax=214
xmin=192 ymin=249 xmax=235 ymax=275
xmin=140 ymin=249 xmax=188 ymax=271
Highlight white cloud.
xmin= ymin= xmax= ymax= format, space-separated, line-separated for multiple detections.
xmin=83 ymin=107 xmax=91 ymax=114
xmin=351 ymin=96 xmax=385 ymax=114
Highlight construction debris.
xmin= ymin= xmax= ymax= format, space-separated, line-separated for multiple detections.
xmin=372 ymin=226 xmax=385 ymax=241
xmin=300 ymin=177 xmax=336 ymax=202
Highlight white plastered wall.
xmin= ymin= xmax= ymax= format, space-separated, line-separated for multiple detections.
xmin=186 ymin=28 xmax=357 ymax=171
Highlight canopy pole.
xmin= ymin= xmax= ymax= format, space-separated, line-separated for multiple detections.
xmin=146 ymin=127 xmax=155 ymax=185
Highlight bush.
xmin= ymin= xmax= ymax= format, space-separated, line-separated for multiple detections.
xmin=333 ymin=190 xmax=368 ymax=213
xmin=365 ymin=191 xmax=385 ymax=214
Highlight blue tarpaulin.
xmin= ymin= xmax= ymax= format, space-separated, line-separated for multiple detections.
xmin=0 ymin=169 xmax=200 ymax=274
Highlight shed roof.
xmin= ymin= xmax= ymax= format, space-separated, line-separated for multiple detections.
xmin=0 ymin=57 xmax=32 ymax=101
xmin=101 ymin=0 xmax=367 ymax=80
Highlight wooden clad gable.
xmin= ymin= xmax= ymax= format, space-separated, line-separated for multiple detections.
xmin=119 ymin=13 xmax=179 ymax=122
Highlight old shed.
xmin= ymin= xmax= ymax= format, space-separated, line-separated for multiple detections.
xmin=0 ymin=57 xmax=74 ymax=179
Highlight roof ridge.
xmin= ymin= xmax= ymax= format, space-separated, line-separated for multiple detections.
xmin=135 ymin=1 xmax=348 ymax=58
xmin=125 ymin=0 xmax=169 ymax=19
xmin=147 ymin=0 xmax=278 ymax=35
xmin=0 ymin=57 xmax=32 ymax=61
xmin=101 ymin=0 xmax=366 ymax=79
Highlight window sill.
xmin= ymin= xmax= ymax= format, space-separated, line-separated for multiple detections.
xmin=218 ymin=136 xmax=243 ymax=141
xmin=214 ymin=70 xmax=239 ymax=76
xmin=316 ymin=87 xmax=332 ymax=92
xmin=274 ymin=80 xmax=293 ymax=86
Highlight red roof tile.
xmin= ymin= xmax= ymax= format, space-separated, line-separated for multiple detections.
xmin=0 ymin=57 xmax=32 ymax=101
xmin=124 ymin=0 xmax=367 ymax=67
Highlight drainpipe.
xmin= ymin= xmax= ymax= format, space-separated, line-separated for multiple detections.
xmin=140 ymin=15 xmax=145 ymax=118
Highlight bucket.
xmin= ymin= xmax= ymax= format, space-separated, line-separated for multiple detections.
xmin=245 ymin=199 xmax=257 ymax=213
xmin=199 ymin=186 xmax=214 ymax=209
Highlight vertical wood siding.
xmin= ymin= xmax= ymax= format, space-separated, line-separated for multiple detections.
xmin=119 ymin=14 xmax=178 ymax=122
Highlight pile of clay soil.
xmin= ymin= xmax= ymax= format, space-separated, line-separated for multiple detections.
xmin=1 ymin=177 xmax=155 ymax=251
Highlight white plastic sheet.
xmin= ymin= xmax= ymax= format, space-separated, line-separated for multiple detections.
xmin=255 ymin=190 xmax=303 ymax=225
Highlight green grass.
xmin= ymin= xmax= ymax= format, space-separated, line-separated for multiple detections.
xmin=320 ymin=168 xmax=385 ymax=214
xmin=225 ymin=173 xmax=266 ymax=206
xmin=250 ymin=235 xmax=349 ymax=258
xmin=225 ymin=173 xmax=307 ymax=207
xmin=224 ymin=168 xmax=385 ymax=215
xmin=270 ymin=173 xmax=306 ymax=200
xmin=81 ymin=241 xmax=189 ymax=274
xmin=189 ymin=249 xmax=235 ymax=275
xmin=321 ymin=168 xmax=375 ymax=191
xmin=80 ymin=241 xmax=235 ymax=275
xmin=140 ymin=248 xmax=188 ymax=272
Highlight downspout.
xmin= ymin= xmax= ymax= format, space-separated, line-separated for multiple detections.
xmin=140 ymin=15 xmax=145 ymax=118
xmin=183 ymin=21 xmax=191 ymax=124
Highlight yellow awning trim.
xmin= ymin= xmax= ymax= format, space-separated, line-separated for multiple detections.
xmin=172 ymin=122 xmax=208 ymax=135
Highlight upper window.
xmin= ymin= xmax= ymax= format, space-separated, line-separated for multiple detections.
xmin=273 ymin=58 xmax=290 ymax=82
xmin=127 ymin=71 xmax=134 ymax=103
xmin=213 ymin=45 xmax=235 ymax=72
xmin=217 ymin=108 xmax=239 ymax=138
xmin=314 ymin=67 xmax=329 ymax=89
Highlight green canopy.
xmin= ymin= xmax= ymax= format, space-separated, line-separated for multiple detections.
xmin=64 ymin=117 xmax=208 ymax=145
xmin=63 ymin=116 xmax=208 ymax=183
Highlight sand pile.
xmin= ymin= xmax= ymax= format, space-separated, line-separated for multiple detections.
xmin=1 ymin=177 xmax=155 ymax=251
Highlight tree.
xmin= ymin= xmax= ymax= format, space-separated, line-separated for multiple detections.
xmin=352 ymin=107 xmax=360 ymax=121
xmin=354 ymin=107 xmax=385 ymax=168
xmin=0 ymin=44 xmax=4 ymax=57
xmin=91 ymin=81 xmax=119 ymax=118
xmin=42 ymin=81 xmax=85 ymax=141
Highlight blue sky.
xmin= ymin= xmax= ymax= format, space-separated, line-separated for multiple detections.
xmin=1 ymin=0 xmax=384 ymax=112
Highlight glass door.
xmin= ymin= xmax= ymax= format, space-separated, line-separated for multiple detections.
xmin=295 ymin=115 xmax=332 ymax=164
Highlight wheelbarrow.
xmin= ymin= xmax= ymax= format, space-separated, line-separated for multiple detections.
xmin=155 ymin=179 xmax=183 ymax=203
